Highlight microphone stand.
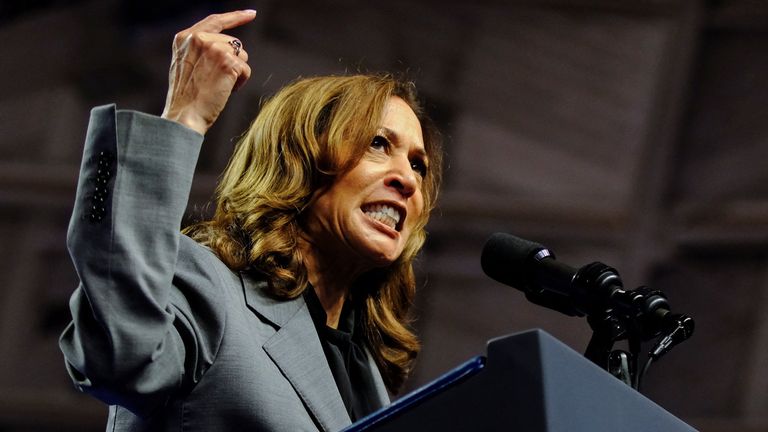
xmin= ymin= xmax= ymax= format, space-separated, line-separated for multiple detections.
xmin=572 ymin=263 xmax=694 ymax=391
xmin=584 ymin=311 xmax=636 ymax=387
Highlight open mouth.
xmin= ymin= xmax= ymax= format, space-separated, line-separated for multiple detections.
xmin=362 ymin=203 xmax=404 ymax=232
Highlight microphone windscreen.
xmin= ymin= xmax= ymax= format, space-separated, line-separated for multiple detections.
xmin=481 ymin=233 xmax=545 ymax=290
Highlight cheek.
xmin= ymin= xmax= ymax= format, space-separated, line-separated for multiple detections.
xmin=305 ymin=190 xmax=338 ymax=233
xmin=406 ymin=194 xmax=426 ymax=230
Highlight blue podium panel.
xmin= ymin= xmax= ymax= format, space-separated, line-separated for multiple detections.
xmin=346 ymin=329 xmax=697 ymax=432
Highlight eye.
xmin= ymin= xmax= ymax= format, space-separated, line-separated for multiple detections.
xmin=411 ymin=158 xmax=428 ymax=177
xmin=370 ymin=135 xmax=390 ymax=151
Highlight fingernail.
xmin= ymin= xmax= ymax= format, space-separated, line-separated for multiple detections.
xmin=244 ymin=9 xmax=257 ymax=14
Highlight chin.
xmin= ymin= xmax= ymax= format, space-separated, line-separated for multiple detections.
xmin=353 ymin=230 xmax=408 ymax=268
xmin=367 ymin=254 xmax=398 ymax=268
xmin=363 ymin=246 xmax=403 ymax=268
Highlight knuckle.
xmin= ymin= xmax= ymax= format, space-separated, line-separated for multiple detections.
xmin=172 ymin=31 xmax=188 ymax=45
xmin=215 ymin=52 xmax=236 ymax=70
xmin=190 ymin=31 xmax=204 ymax=43
xmin=186 ymin=32 xmax=208 ymax=49
xmin=205 ymin=13 xmax=225 ymax=24
xmin=215 ymin=48 xmax=232 ymax=63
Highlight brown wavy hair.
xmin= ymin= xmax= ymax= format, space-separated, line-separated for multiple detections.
xmin=184 ymin=74 xmax=442 ymax=392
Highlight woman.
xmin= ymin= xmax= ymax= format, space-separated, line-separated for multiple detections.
xmin=59 ymin=10 xmax=442 ymax=431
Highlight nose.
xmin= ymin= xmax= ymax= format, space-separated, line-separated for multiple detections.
xmin=385 ymin=155 xmax=417 ymax=198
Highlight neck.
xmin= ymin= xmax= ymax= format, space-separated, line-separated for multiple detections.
xmin=298 ymin=235 xmax=366 ymax=329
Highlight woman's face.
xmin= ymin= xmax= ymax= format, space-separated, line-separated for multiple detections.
xmin=303 ymin=96 xmax=429 ymax=269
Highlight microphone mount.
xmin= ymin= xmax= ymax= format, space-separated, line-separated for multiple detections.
xmin=568 ymin=262 xmax=694 ymax=390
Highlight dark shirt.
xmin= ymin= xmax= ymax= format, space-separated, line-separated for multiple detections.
xmin=303 ymin=288 xmax=383 ymax=422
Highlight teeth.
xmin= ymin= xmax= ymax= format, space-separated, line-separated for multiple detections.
xmin=363 ymin=204 xmax=401 ymax=230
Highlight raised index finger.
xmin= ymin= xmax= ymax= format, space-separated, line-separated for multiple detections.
xmin=190 ymin=10 xmax=257 ymax=34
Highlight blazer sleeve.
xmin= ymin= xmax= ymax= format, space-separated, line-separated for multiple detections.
xmin=59 ymin=104 xmax=226 ymax=417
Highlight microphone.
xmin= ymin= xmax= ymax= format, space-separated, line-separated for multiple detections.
xmin=480 ymin=233 xmax=693 ymax=345
xmin=480 ymin=232 xmax=613 ymax=317
xmin=480 ymin=232 xmax=574 ymax=297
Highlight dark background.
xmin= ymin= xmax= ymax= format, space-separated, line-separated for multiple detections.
xmin=0 ymin=0 xmax=766 ymax=430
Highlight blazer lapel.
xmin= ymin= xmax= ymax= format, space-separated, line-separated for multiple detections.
xmin=364 ymin=347 xmax=391 ymax=407
xmin=242 ymin=275 xmax=351 ymax=432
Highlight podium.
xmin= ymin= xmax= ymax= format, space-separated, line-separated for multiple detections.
xmin=345 ymin=329 xmax=697 ymax=431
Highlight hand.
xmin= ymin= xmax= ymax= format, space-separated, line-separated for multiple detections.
xmin=161 ymin=10 xmax=256 ymax=135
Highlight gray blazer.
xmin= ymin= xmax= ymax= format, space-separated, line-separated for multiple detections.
xmin=59 ymin=105 xmax=389 ymax=431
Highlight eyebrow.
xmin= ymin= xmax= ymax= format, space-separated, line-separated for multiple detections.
xmin=378 ymin=127 xmax=429 ymax=163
